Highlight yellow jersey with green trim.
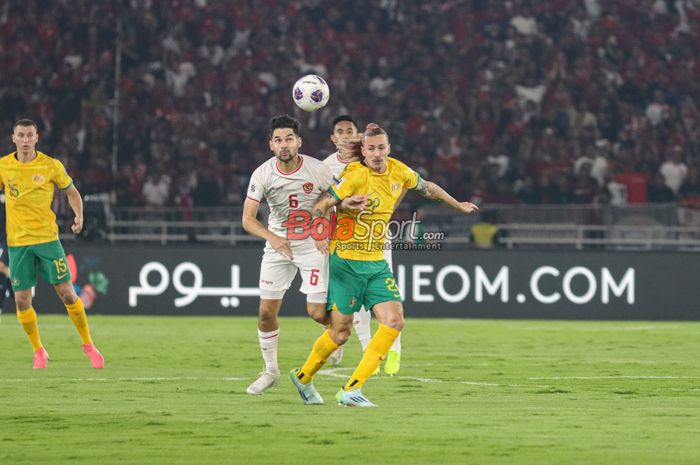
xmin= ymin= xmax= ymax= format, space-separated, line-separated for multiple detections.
xmin=0 ymin=151 xmax=73 ymax=246
xmin=329 ymin=157 xmax=420 ymax=261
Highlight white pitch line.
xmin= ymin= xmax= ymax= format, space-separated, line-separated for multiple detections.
xmin=319 ymin=368 xmax=444 ymax=384
xmin=460 ymin=381 xmax=500 ymax=386
xmin=317 ymin=367 xmax=352 ymax=379
xmin=401 ymin=376 xmax=443 ymax=383
xmin=1 ymin=373 xmax=696 ymax=388
xmin=0 ymin=376 xmax=249 ymax=383
xmin=0 ymin=371 xmax=495 ymax=387
xmin=320 ymin=369 xmax=551 ymax=388
xmin=528 ymin=375 xmax=700 ymax=380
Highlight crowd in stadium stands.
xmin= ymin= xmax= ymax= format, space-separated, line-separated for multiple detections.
xmin=2 ymin=0 xmax=700 ymax=210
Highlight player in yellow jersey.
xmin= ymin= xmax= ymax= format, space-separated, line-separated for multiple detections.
xmin=323 ymin=115 xmax=405 ymax=374
xmin=289 ymin=123 xmax=478 ymax=406
xmin=0 ymin=119 xmax=104 ymax=369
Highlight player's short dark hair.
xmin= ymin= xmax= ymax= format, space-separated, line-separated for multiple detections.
xmin=14 ymin=119 xmax=38 ymax=131
xmin=332 ymin=115 xmax=358 ymax=132
xmin=269 ymin=114 xmax=301 ymax=138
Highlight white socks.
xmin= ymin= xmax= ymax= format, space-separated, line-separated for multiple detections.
xmin=353 ymin=309 xmax=372 ymax=351
xmin=258 ymin=329 xmax=279 ymax=373
xmin=390 ymin=333 xmax=401 ymax=352
xmin=353 ymin=308 xmax=402 ymax=353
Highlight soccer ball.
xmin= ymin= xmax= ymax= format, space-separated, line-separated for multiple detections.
xmin=292 ymin=74 xmax=330 ymax=112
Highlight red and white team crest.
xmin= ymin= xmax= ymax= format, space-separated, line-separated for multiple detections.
xmin=303 ymin=182 xmax=314 ymax=194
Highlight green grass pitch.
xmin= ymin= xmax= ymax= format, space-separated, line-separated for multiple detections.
xmin=1 ymin=315 xmax=699 ymax=465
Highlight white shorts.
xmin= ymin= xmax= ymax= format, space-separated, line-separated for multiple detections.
xmin=259 ymin=244 xmax=328 ymax=301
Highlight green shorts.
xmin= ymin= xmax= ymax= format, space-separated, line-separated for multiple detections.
xmin=8 ymin=240 xmax=71 ymax=291
xmin=327 ymin=253 xmax=401 ymax=315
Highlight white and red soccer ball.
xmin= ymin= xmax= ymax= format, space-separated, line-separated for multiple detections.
xmin=292 ymin=74 xmax=330 ymax=112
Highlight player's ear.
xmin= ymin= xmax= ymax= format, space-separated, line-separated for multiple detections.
xmin=330 ymin=134 xmax=337 ymax=145
xmin=268 ymin=139 xmax=274 ymax=151
xmin=298 ymin=137 xmax=302 ymax=148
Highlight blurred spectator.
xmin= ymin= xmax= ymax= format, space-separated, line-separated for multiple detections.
xmin=192 ymin=168 xmax=223 ymax=207
xmin=515 ymin=175 xmax=542 ymax=204
xmin=0 ymin=0 xmax=699 ymax=210
xmin=510 ymin=4 xmax=539 ymax=36
xmin=647 ymin=172 xmax=677 ymax=203
xmin=141 ymin=171 xmax=172 ymax=207
xmin=571 ymin=162 xmax=600 ymax=203
xmin=646 ymin=90 xmax=671 ymax=127
xmin=173 ymin=178 xmax=195 ymax=220
xmin=678 ymin=166 xmax=700 ymax=202
xmin=485 ymin=179 xmax=520 ymax=204
xmin=550 ymin=173 xmax=575 ymax=204
xmin=602 ymin=174 xmax=627 ymax=206
xmin=659 ymin=145 xmax=689 ymax=195
xmin=614 ymin=170 xmax=648 ymax=204
xmin=589 ymin=140 xmax=611 ymax=186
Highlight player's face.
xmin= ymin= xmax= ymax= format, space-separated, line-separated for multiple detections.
xmin=12 ymin=125 xmax=39 ymax=154
xmin=330 ymin=121 xmax=358 ymax=148
xmin=361 ymin=133 xmax=390 ymax=173
xmin=269 ymin=128 xmax=301 ymax=163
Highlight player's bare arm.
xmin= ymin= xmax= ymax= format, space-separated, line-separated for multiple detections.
xmin=64 ymin=185 xmax=84 ymax=234
xmin=416 ymin=178 xmax=479 ymax=214
xmin=311 ymin=191 xmax=339 ymax=220
xmin=336 ymin=135 xmax=362 ymax=162
xmin=311 ymin=192 xmax=367 ymax=254
xmin=311 ymin=192 xmax=340 ymax=254
xmin=314 ymin=191 xmax=367 ymax=216
xmin=340 ymin=194 xmax=368 ymax=212
xmin=242 ymin=197 xmax=293 ymax=259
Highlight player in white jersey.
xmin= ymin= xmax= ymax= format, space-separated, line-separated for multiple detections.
xmin=242 ymin=114 xmax=334 ymax=395
xmin=323 ymin=115 xmax=404 ymax=375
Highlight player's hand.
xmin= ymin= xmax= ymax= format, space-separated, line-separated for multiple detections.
xmin=71 ymin=216 xmax=84 ymax=234
xmin=336 ymin=136 xmax=362 ymax=161
xmin=315 ymin=238 xmax=329 ymax=255
xmin=270 ymin=235 xmax=293 ymax=259
xmin=458 ymin=202 xmax=479 ymax=214
xmin=340 ymin=194 xmax=368 ymax=211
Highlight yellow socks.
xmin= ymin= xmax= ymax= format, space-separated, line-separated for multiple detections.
xmin=65 ymin=298 xmax=93 ymax=345
xmin=344 ymin=324 xmax=399 ymax=391
xmin=17 ymin=307 xmax=43 ymax=351
xmin=297 ymin=330 xmax=339 ymax=384
xmin=16 ymin=300 xmax=94 ymax=353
